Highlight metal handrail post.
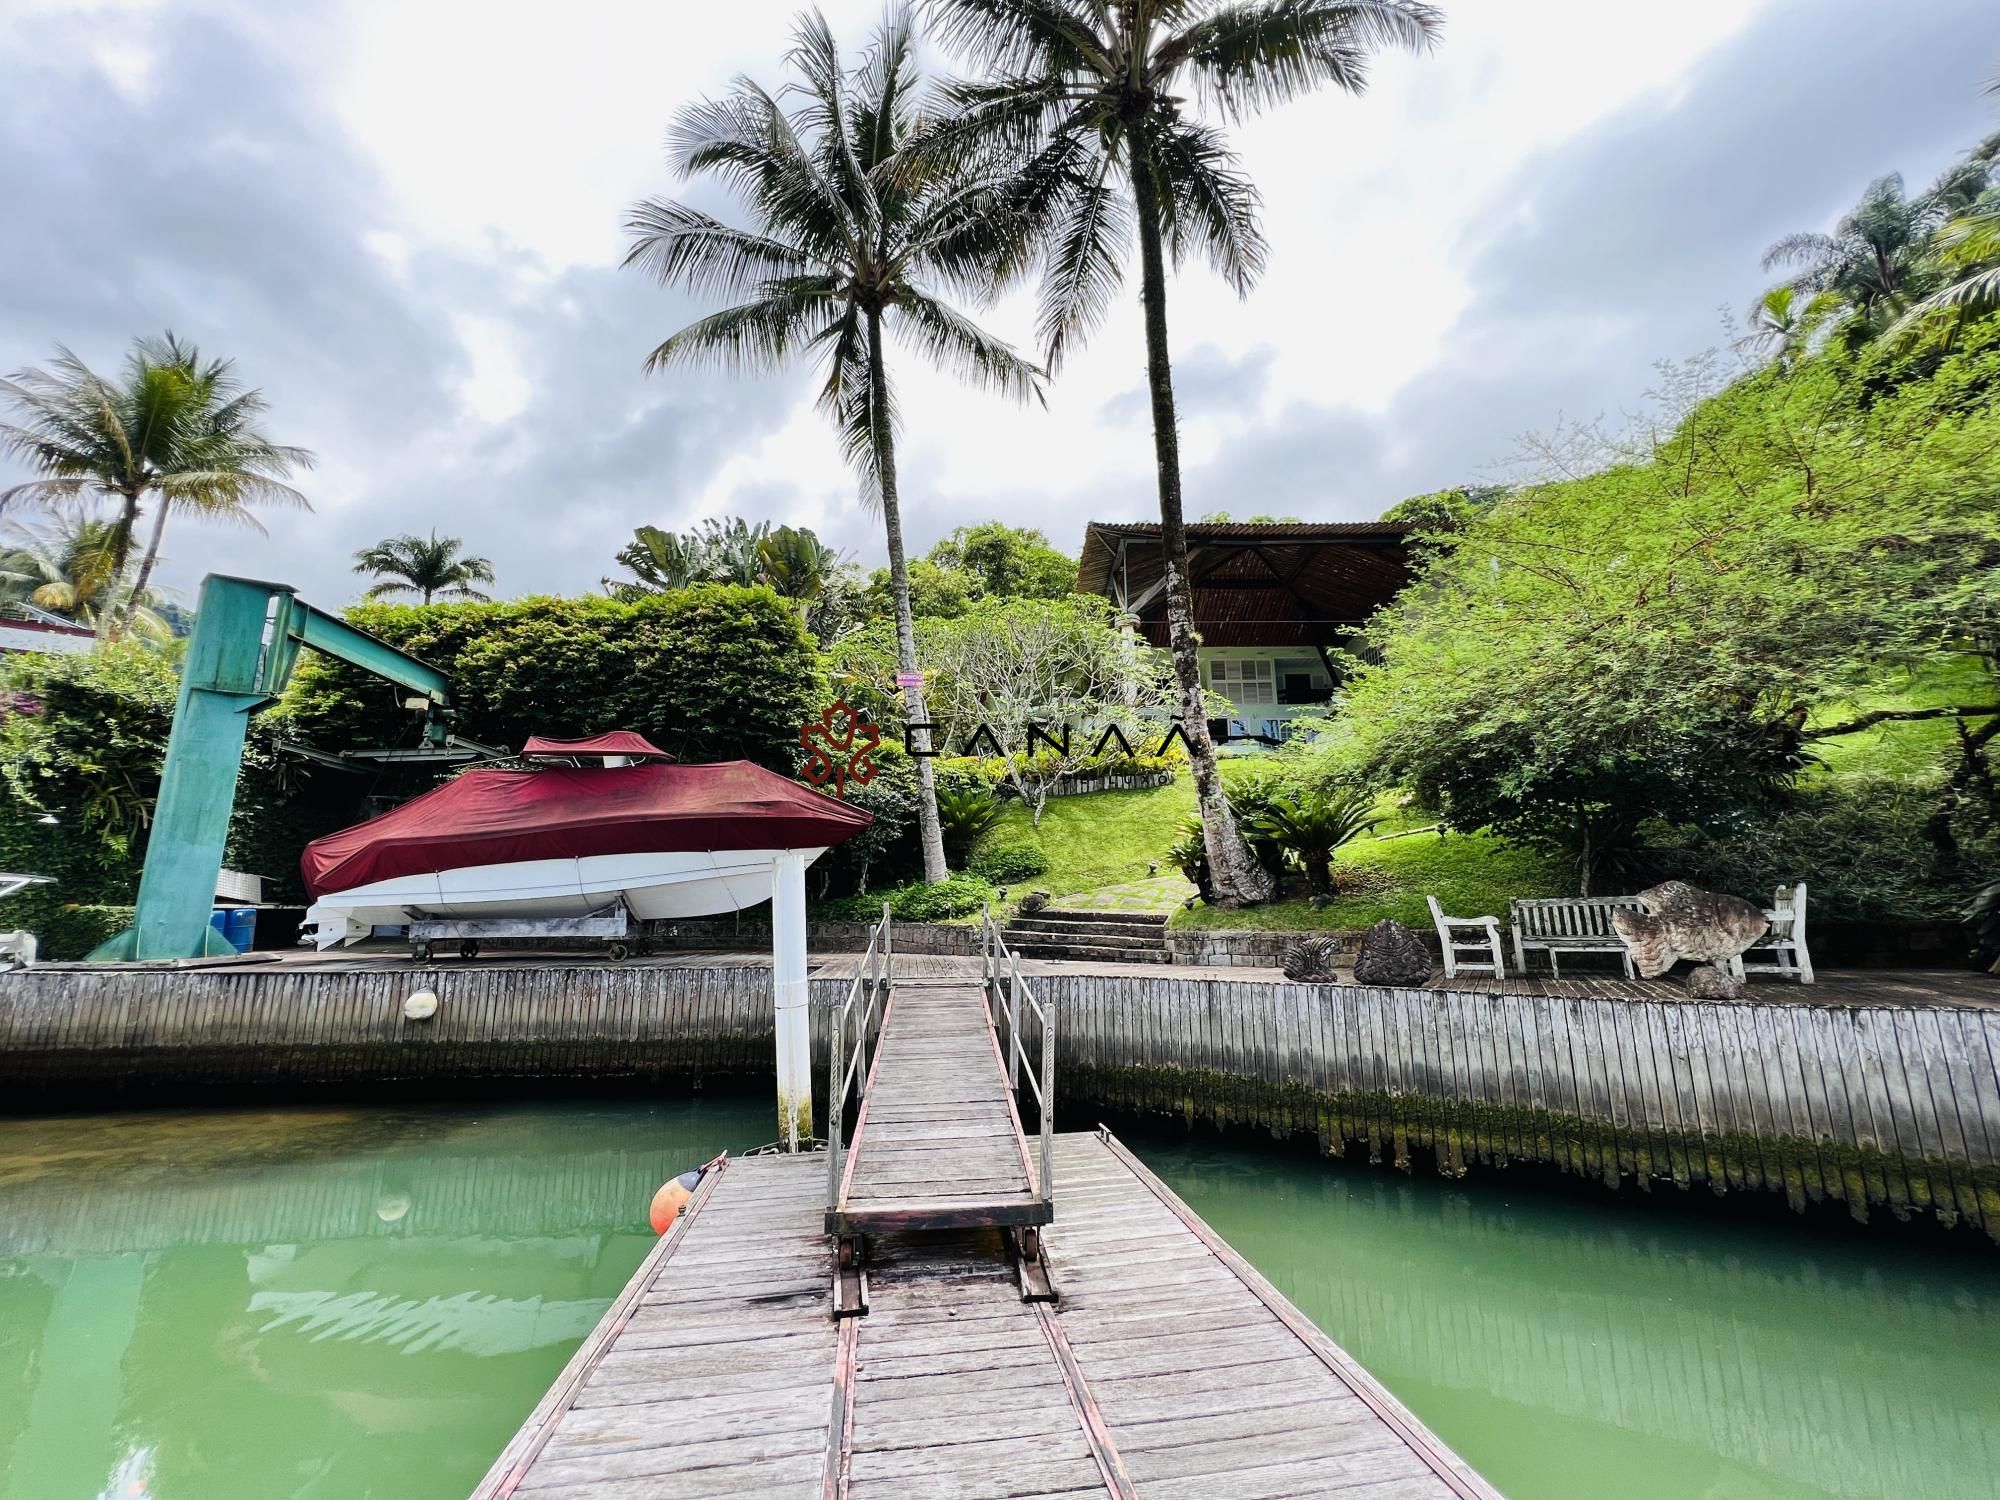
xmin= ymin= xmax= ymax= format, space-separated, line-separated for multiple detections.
xmin=1040 ymin=988 xmax=1055 ymax=1205
xmin=827 ymin=1003 xmax=844 ymax=1209
xmin=1008 ymin=949 xmax=1022 ymax=1089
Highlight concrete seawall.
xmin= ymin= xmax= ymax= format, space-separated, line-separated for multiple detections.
xmin=2 ymin=961 xmax=1996 ymax=1237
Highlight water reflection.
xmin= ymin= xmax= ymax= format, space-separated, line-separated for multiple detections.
xmin=5 ymin=1103 xmax=1998 ymax=1500
xmin=1137 ymin=1135 xmax=2000 ymax=1500
xmin=0 ymin=1099 xmax=768 ymax=1500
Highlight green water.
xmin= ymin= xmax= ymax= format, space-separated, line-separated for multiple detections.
xmin=2 ymin=1104 xmax=1997 ymax=1500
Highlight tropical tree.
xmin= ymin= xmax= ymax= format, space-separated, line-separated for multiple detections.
xmin=607 ymin=518 xmax=863 ymax=643
xmin=622 ymin=7 xmax=1044 ymax=883
xmin=1734 ymin=285 xmax=1841 ymax=368
xmin=352 ymin=531 xmax=497 ymax=605
xmin=0 ymin=515 xmax=171 ymax=639
xmin=0 ymin=334 xmax=311 ymax=636
xmin=927 ymin=0 xmax=1442 ymax=904
xmin=1761 ymin=162 xmax=1991 ymax=330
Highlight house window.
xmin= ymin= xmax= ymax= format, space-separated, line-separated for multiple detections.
xmin=1207 ymin=658 xmax=1275 ymax=706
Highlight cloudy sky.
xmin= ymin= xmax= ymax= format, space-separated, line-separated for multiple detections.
xmin=1 ymin=0 xmax=1994 ymax=609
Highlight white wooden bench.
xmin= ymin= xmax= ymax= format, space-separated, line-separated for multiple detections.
xmin=1732 ymin=882 xmax=1814 ymax=983
xmin=1509 ymin=896 xmax=1643 ymax=978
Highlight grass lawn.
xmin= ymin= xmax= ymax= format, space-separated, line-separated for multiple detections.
xmin=988 ymin=767 xmax=1569 ymax=930
xmin=1170 ymin=828 xmax=1569 ymax=932
xmin=991 ymin=778 xmax=1194 ymax=896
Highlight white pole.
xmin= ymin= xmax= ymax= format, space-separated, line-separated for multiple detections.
xmin=771 ymin=849 xmax=813 ymax=1151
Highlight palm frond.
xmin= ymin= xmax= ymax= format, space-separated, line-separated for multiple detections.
xmin=1149 ymin=118 xmax=1267 ymax=290
xmin=622 ymin=198 xmax=816 ymax=294
xmin=892 ymin=287 xmax=1047 ymax=404
xmin=1761 ymin=231 xmax=1841 ymax=273
xmin=640 ymin=279 xmax=841 ymax=374
xmin=928 ymin=0 xmax=1115 ymax=82
xmin=1160 ymin=0 xmax=1443 ymax=118
xmin=1034 ymin=145 xmax=1131 ymax=369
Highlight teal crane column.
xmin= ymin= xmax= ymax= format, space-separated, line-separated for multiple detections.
xmin=108 ymin=576 xmax=279 ymax=960
xmin=88 ymin=574 xmax=452 ymax=962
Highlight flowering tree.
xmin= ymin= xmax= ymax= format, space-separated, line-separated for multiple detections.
xmin=923 ymin=596 xmax=1173 ymax=826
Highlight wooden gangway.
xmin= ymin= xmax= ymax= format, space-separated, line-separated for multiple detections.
xmin=823 ymin=910 xmax=1054 ymax=1248
xmin=471 ymin=1136 xmax=1498 ymax=1499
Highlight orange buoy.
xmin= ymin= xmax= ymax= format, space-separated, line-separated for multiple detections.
xmin=648 ymin=1168 xmax=703 ymax=1234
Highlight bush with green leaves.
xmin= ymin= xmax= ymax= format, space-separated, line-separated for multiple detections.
xmin=1344 ymin=321 xmax=2000 ymax=895
xmin=818 ymin=871 xmax=996 ymax=923
xmin=936 ymin=784 xmax=1005 ymax=867
xmin=0 ymin=644 xmax=327 ymax=938
xmin=1249 ymin=789 xmax=1382 ymax=897
xmin=971 ymin=838 xmax=1050 ymax=884
xmin=1653 ymin=772 xmax=1999 ymax=924
xmin=284 ymin=586 xmax=823 ymax=772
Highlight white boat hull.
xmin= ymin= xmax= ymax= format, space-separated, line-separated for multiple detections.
xmin=304 ymin=848 xmax=829 ymax=948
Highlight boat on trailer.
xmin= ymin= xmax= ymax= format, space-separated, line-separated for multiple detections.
xmin=300 ymin=734 xmax=872 ymax=957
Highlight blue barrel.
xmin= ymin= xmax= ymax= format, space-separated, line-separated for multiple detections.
xmin=210 ymin=907 xmax=257 ymax=952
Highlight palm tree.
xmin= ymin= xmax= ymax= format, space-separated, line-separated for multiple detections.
xmin=352 ymin=531 xmax=497 ymax=605
xmin=927 ymin=0 xmax=1441 ymax=904
xmin=0 ymin=515 xmax=171 ymax=639
xmin=1761 ymin=161 xmax=1992 ymax=331
xmin=1734 ymin=285 xmax=1841 ymax=369
xmin=0 ymin=333 xmax=311 ymax=636
xmin=623 ymin=7 xmax=1044 ymax=884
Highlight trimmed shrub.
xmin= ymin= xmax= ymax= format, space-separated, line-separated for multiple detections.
xmin=37 ymin=904 xmax=135 ymax=961
xmin=284 ymin=586 xmax=824 ymax=773
xmin=971 ymin=839 xmax=1050 ymax=883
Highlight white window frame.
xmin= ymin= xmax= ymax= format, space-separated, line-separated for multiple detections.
xmin=1205 ymin=657 xmax=1276 ymax=707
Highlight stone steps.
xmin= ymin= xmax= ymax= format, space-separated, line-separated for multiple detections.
xmin=1004 ymin=907 xmax=1169 ymax=965
xmin=1002 ymin=940 xmax=1175 ymax=965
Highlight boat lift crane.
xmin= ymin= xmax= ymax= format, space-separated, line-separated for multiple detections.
xmin=88 ymin=574 xmax=460 ymax=962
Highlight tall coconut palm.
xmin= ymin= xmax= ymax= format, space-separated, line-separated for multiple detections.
xmin=352 ymin=531 xmax=497 ymax=605
xmin=927 ymin=0 xmax=1441 ymax=904
xmin=0 ymin=333 xmax=312 ymax=637
xmin=623 ymin=7 xmax=1044 ymax=884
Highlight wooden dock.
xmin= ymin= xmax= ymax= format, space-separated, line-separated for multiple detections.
xmin=829 ymin=980 xmax=1047 ymax=1237
xmin=470 ymin=1134 xmax=1496 ymax=1500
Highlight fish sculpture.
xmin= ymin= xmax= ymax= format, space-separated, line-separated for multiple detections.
xmin=1610 ymin=881 xmax=1768 ymax=979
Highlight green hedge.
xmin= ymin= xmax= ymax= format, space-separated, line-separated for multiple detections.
xmin=34 ymin=904 xmax=135 ymax=961
xmin=283 ymin=587 xmax=825 ymax=772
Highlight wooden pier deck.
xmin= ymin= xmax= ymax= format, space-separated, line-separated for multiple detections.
xmin=471 ymin=1134 xmax=1496 ymax=1500
xmin=831 ymin=980 xmax=1047 ymax=1237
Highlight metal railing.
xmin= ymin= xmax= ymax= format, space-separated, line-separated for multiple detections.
xmin=981 ymin=905 xmax=1056 ymax=1207
xmin=825 ymin=903 xmax=892 ymax=1213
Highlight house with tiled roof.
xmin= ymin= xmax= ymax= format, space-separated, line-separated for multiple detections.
xmin=1075 ymin=520 xmax=1412 ymax=744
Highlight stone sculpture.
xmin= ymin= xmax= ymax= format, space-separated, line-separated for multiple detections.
xmin=1352 ymin=919 xmax=1433 ymax=987
xmin=1611 ymin=880 xmax=1768 ymax=998
xmin=1281 ymin=936 xmax=1342 ymax=983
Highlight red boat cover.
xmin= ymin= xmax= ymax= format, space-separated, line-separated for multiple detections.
xmin=302 ymin=760 xmax=873 ymax=898
xmin=521 ymin=731 xmax=671 ymax=761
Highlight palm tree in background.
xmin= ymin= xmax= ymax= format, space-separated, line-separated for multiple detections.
xmin=1762 ymin=161 xmax=1992 ymax=330
xmin=926 ymin=0 xmax=1442 ymax=904
xmin=0 ymin=333 xmax=311 ymax=637
xmin=1734 ymin=285 xmax=1841 ymax=369
xmin=352 ymin=531 xmax=497 ymax=605
xmin=0 ymin=515 xmax=171 ymax=638
xmin=623 ymin=6 xmax=1044 ymax=884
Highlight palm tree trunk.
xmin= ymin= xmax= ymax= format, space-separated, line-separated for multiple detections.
xmin=867 ymin=307 xmax=949 ymax=884
xmin=1128 ymin=134 xmax=1273 ymax=907
xmin=101 ymin=491 xmax=154 ymax=641
xmin=116 ymin=498 xmax=172 ymax=636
